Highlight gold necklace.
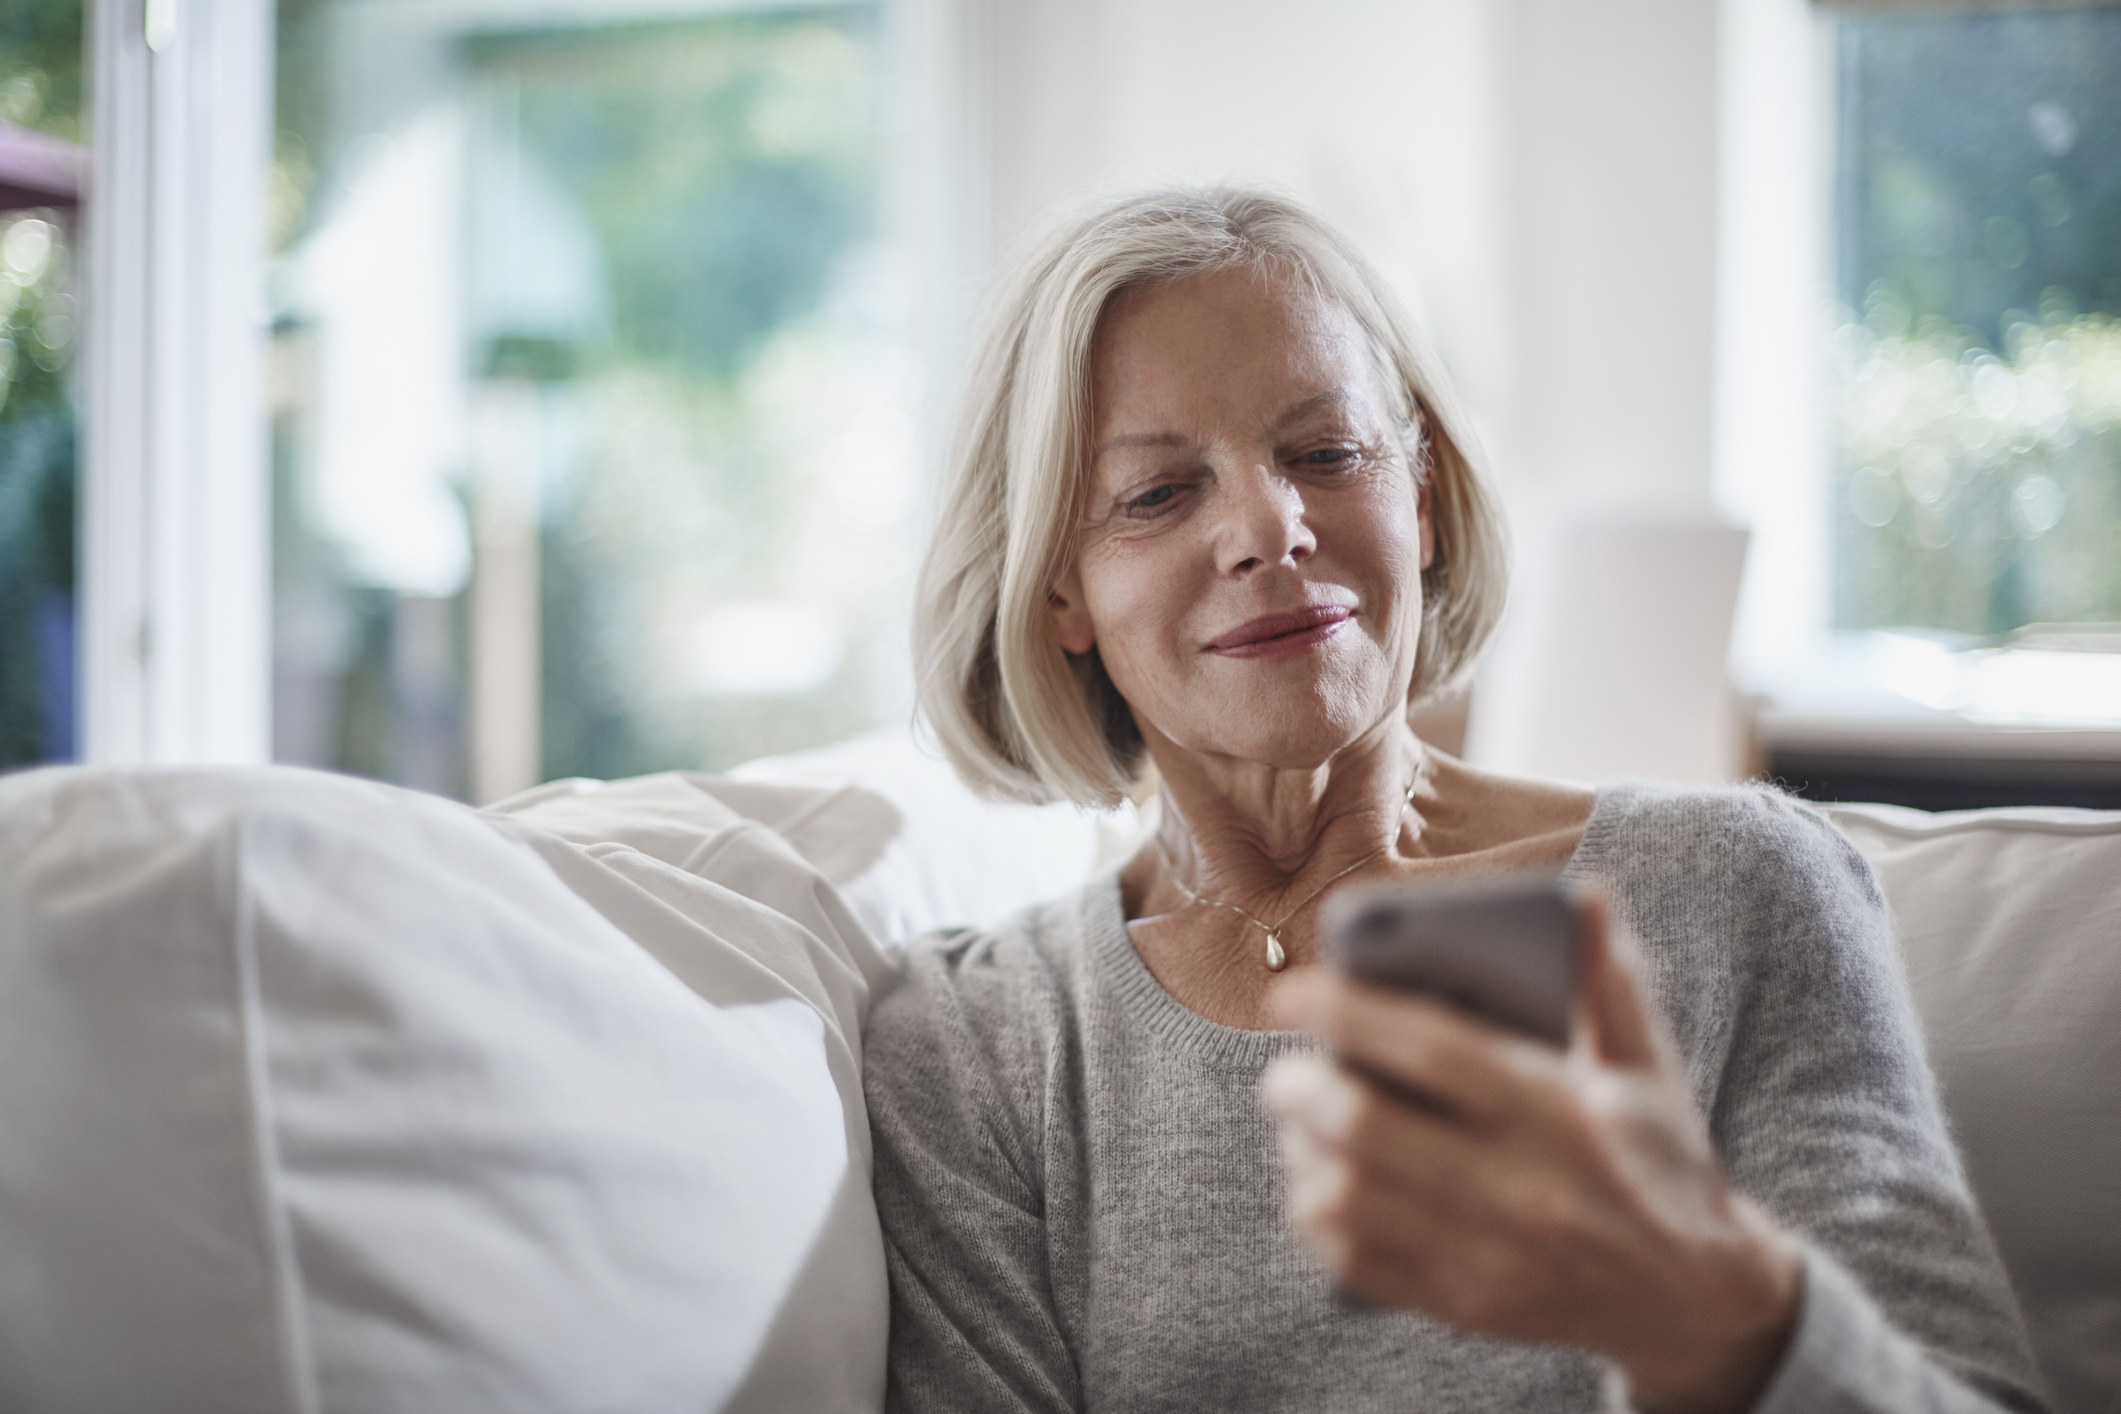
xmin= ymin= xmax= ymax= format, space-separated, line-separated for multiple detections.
xmin=1151 ymin=762 xmax=1423 ymax=972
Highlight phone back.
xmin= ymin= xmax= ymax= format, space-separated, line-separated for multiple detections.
xmin=1324 ymin=872 xmax=1578 ymax=1046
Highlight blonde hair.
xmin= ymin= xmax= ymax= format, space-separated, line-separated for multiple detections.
xmin=914 ymin=186 xmax=1508 ymax=808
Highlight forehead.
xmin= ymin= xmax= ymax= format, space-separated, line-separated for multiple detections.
xmin=1088 ymin=267 xmax=1382 ymax=439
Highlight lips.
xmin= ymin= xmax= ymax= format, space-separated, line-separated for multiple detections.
xmin=1203 ymin=604 xmax=1355 ymax=657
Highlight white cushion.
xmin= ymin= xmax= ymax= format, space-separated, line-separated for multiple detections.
xmin=1823 ymin=802 xmax=2121 ymax=1414
xmin=726 ymin=728 xmax=1141 ymax=945
xmin=0 ymin=765 xmax=890 ymax=1414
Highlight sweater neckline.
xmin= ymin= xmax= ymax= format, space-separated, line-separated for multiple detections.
xmin=1082 ymin=784 xmax=1625 ymax=1071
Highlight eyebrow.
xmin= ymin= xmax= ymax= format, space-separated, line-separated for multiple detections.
xmin=1093 ymin=431 xmax=1191 ymax=456
xmin=1269 ymin=387 xmax=1358 ymax=428
xmin=1091 ymin=387 xmax=1361 ymax=459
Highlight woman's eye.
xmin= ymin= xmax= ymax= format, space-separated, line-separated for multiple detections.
xmin=1299 ymin=447 xmax=1358 ymax=470
xmin=1126 ymin=484 xmax=1180 ymax=513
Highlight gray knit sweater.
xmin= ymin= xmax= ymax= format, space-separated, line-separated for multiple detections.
xmin=863 ymin=784 xmax=2048 ymax=1413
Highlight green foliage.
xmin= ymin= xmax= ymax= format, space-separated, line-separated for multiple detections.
xmin=470 ymin=10 xmax=885 ymax=780
xmin=0 ymin=210 xmax=77 ymax=766
xmin=472 ymin=11 xmax=876 ymax=377
xmin=483 ymin=333 xmax=580 ymax=383
xmin=1839 ymin=8 xmax=2121 ymax=340
xmin=0 ymin=1 xmax=86 ymax=767
xmin=1836 ymin=9 xmax=2121 ymax=634
xmin=607 ymin=158 xmax=859 ymax=375
xmin=269 ymin=0 xmax=327 ymax=253
xmin=0 ymin=0 xmax=84 ymax=140
xmin=1835 ymin=311 xmax=2121 ymax=635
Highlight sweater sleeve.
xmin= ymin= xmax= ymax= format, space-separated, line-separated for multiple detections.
xmin=862 ymin=928 xmax=1082 ymax=1414
xmin=1686 ymin=792 xmax=2048 ymax=1414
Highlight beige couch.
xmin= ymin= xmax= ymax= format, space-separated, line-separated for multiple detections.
xmin=1821 ymin=803 xmax=2121 ymax=1414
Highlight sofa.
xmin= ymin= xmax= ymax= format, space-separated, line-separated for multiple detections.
xmin=0 ymin=731 xmax=2113 ymax=1413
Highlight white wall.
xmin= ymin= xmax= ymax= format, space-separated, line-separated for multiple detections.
xmin=1715 ymin=0 xmax=1835 ymax=676
xmin=1496 ymin=0 xmax=1720 ymax=508
xmin=977 ymin=0 xmax=1512 ymax=435
xmin=972 ymin=0 xmax=1726 ymax=515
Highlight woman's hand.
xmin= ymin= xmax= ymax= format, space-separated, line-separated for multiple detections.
xmin=1262 ymin=892 xmax=1803 ymax=1414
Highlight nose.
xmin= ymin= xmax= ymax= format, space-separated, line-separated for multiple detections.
xmin=1213 ymin=464 xmax=1315 ymax=577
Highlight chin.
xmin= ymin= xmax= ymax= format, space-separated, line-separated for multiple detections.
xmin=1198 ymin=691 xmax=1384 ymax=771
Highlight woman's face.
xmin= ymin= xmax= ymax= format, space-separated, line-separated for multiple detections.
xmin=1052 ymin=267 xmax=1433 ymax=771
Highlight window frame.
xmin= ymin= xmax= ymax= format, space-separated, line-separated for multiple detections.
xmin=79 ymin=0 xmax=274 ymax=764
xmin=1729 ymin=0 xmax=2121 ymax=782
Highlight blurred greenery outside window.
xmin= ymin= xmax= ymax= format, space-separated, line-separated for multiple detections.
xmin=0 ymin=0 xmax=83 ymax=770
xmin=1833 ymin=6 xmax=2121 ymax=640
xmin=272 ymin=1 xmax=914 ymax=799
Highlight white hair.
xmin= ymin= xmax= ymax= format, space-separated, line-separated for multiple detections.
xmin=914 ymin=185 xmax=1509 ymax=808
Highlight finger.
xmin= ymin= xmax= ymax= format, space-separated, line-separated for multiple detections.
xmin=1261 ymin=1053 xmax=1357 ymax=1139
xmin=1326 ymin=1204 xmax=1528 ymax=1333
xmin=1272 ymin=1107 xmax=1541 ymax=1329
xmin=1268 ymin=1083 xmax=1458 ymax=1279
xmin=1570 ymin=888 xmax=1660 ymax=1071
xmin=1255 ymin=1055 xmax=1459 ymax=1170
xmin=1262 ymin=1053 xmax=1491 ymax=1198
xmin=1270 ymin=970 xmax=1572 ymax=1131
xmin=1264 ymin=1058 xmax=1628 ymax=1335
xmin=1287 ymin=1155 xmax=1449 ymax=1304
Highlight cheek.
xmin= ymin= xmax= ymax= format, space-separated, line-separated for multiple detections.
xmin=1341 ymin=482 xmax=1425 ymax=622
xmin=1391 ymin=516 xmax=1426 ymax=627
xmin=1076 ymin=541 xmax=1189 ymax=682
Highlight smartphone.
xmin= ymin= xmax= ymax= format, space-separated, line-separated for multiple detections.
xmin=1322 ymin=871 xmax=1580 ymax=1047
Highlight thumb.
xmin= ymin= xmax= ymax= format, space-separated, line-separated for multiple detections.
xmin=1573 ymin=888 xmax=1660 ymax=1070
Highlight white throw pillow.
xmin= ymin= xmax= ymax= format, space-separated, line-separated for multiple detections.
xmin=1823 ymin=802 xmax=2121 ymax=1414
xmin=0 ymin=765 xmax=889 ymax=1414
xmin=727 ymin=727 xmax=1141 ymax=943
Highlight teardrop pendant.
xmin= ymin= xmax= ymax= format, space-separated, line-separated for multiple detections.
xmin=1264 ymin=933 xmax=1287 ymax=971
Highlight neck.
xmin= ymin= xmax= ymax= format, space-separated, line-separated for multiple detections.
xmin=1148 ymin=720 xmax=1426 ymax=916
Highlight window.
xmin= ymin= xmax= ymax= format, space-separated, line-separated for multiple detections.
xmin=0 ymin=0 xmax=84 ymax=769
xmin=1832 ymin=6 xmax=2121 ymax=639
xmin=271 ymin=0 xmax=926 ymax=802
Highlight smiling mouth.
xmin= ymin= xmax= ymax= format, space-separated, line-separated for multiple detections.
xmin=1204 ymin=605 xmax=1355 ymax=658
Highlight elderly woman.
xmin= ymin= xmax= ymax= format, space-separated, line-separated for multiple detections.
xmin=864 ymin=187 xmax=2044 ymax=1414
